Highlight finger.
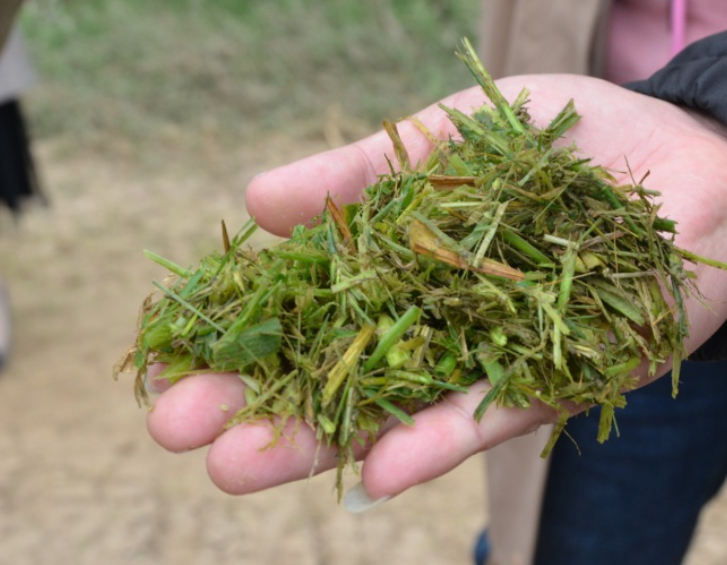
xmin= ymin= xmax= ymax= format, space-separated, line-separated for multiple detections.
xmin=206 ymin=414 xmax=402 ymax=495
xmin=206 ymin=418 xmax=341 ymax=495
xmin=359 ymin=381 xmax=559 ymax=501
xmin=147 ymin=373 xmax=246 ymax=452
xmin=245 ymin=87 xmax=485 ymax=236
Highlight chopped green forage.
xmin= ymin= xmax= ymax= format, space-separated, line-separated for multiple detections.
xmin=502 ymin=229 xmax=555 ymax=268
xmin=363 ymin=306 xmax=422 ymax=372
xmin=116 ymin=38 xmax=727 ymax=500
xmin=144 ymin=250 xmax=193 ymax=278
xmin=434 ymin=352 xmax=458 ymax=379
xmin=211 ymin=318 xmax=283 ymax=373
xmin=489 ymin=327 xmax=508 ymax=347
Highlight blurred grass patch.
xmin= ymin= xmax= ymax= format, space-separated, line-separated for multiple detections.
xmin=20 ymin=0 xmax=479 ymax=153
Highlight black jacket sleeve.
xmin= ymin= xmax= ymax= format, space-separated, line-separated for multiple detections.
xmin=625 ymin=31 xmax=727 ymax=125
xmin=625 ymin=31 xmax=727 ymax=362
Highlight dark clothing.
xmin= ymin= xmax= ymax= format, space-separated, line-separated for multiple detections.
xmin=0 ymin=99 xmax=42 ymax=213
xmin=533 ymin=360 xmax=727 ymax=565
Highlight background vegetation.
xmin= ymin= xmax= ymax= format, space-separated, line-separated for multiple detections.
xmin=21 ymin=0 xmax=480 ymax=153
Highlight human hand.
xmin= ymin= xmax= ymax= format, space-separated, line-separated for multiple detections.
xmin=147 ymin=75 xmax=727 ymax=508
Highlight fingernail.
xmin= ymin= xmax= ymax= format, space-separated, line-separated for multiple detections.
xmin=144 ymin=376 xmax=161 ymax=396
xmin=343 ymin=482 xmax=390 ymax=513
xmin=253 ymin=171 xmax=267 ymax=179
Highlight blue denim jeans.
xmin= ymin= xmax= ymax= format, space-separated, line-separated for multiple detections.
xmin=475 ymin=359 xmax=727 ymax=565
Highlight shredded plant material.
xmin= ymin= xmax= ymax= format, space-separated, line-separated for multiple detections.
xmin=115 ymin=39 xmax=727 ymax=496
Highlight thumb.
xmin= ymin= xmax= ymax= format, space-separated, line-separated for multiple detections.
xmin=244 ymin=87 xmax=485 ymax=237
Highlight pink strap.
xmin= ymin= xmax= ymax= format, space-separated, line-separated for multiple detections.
xmin=671 ymin=0 xmax=688 ymax=56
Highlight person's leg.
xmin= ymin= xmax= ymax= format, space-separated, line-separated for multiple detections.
xmin=0 ymin=277 xmax=9 ymax=368
xmin=532 ymin=360 xmax=727 ymax=565
xmin=474 ymin=529 xmax=491 ymax=565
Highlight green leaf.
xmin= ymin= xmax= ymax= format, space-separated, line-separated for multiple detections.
xmin=211 ymin=318 xmax=283 ymax=372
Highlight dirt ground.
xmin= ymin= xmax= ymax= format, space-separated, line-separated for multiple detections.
xmin=0 ymin=137 xmax=725 ymax=564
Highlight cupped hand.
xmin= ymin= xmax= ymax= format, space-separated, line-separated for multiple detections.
xmin=147 ymin=75 xmax=727 ymax=506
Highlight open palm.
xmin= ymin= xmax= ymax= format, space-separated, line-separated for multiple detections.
xmin=146 ymin=75 xmax=727 ymax=505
